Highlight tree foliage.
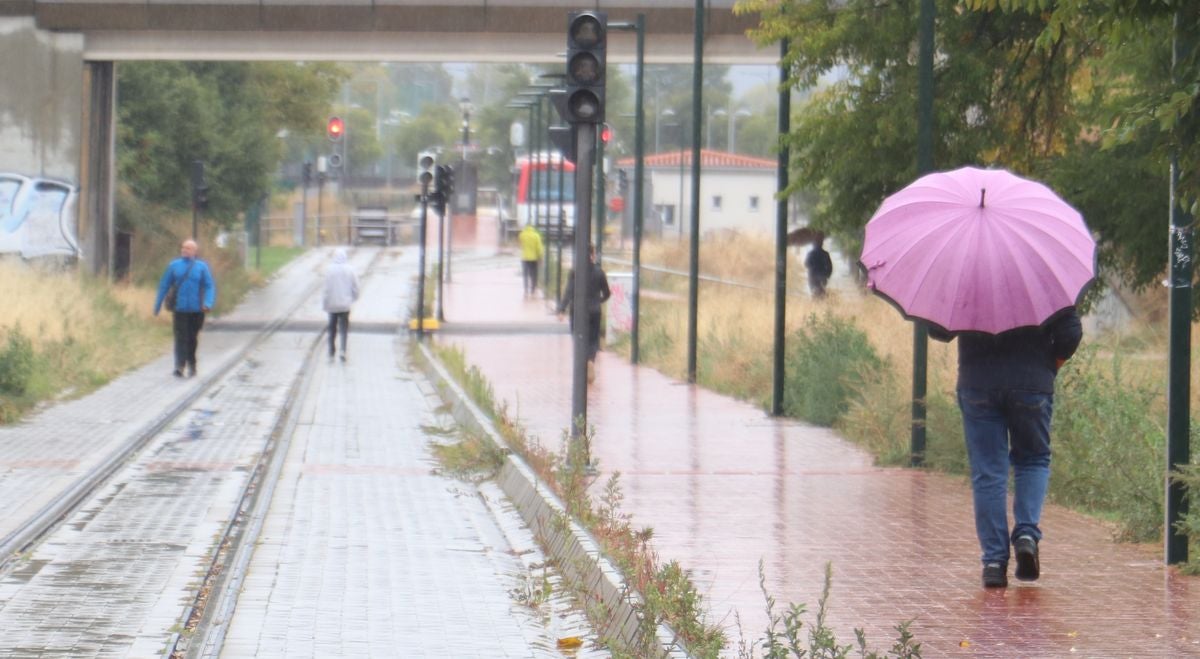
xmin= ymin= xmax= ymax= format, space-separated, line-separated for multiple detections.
xmin=737 ymin=0 xmax=1200 ymax=290
xmin=116 ymin=61 xmax=344 ymax=226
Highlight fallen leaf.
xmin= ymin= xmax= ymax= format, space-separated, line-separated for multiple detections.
xmin=959 ymin=640 xmax=971 ymax=648
xmin=557 ymin=636 xmax=583 ymax=649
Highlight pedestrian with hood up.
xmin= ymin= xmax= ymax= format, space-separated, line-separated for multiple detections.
xmin=154 ymin=238 xmax=216 ymax=378
xmin=518 ymin=223 xmax=545 ymax=297
xmin=805 ymin=237 xmax=833 ymax=298
xmin=557 ymin=244 xmax=611 ymax=383
xmin=324 ymin=248 xmax=360 ymax=362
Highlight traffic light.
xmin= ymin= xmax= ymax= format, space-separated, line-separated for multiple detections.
xmin=302 ymin=161 xmax=312 ymax=188
xmin=617 ymin=168 xmax=628 ymax=194
xmin=191 ymin=160 xmax=209 ymax=210
xmin=600 ymin=124 xmax=612 ymax=144
xmin=432 ymin=164 xmax=454 ymax=215
xmin=417 ymin=151 xmax=436 ymax=187
xmin=327 ymin=116 xmax=345 ymax=142
xmin=565 ymin=11 xmax=607 ymax=124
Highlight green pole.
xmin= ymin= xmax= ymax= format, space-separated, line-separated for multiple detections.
xmin=632 ymin=14 xmax=646 ymax=365
xmin=910 ymin=0 xmax=935 ymax=467
xmin=1166 ymin=8 xmax=1194 ymax=565
xmin=686 ymin=0 xmax=704 ymax=383
xmin=772 ymin=39 xmax=790 ymax=417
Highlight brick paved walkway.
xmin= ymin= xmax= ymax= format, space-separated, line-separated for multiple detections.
xmin=439 ymin=254 xmax=1200 ymax=657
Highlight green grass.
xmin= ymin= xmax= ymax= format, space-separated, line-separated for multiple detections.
xmin=250 ymin=246 xmax=306 ymax=278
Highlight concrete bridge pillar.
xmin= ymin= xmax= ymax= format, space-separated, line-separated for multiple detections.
xmin=79 ymin=61 xmax=115 ymax=276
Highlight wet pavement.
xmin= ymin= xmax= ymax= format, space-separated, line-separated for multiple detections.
xmin=0 ymin=245 xmax=606 ymax=657
xmin=437 ymin=235 xmax=1200 ymax=657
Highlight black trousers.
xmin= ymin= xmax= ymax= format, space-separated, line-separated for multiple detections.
xmin=521 ymin=260 xmax=539 ymax=293
xmin=328 ymin=312 xmax=350 ymax=356
xmin=172 ymin=311 xmax=205 ymax=370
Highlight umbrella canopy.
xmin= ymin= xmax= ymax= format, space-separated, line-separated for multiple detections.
xmin=859 ymin=166 xmax=1096 ymax=335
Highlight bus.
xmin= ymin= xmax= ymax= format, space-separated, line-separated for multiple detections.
xmin=512 ymin=152 xmax=575 ymax=242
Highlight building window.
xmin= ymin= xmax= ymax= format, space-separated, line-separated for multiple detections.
xmin=749 ymin=195 xmax=760 ymax=212
xmin=712 ymin=195 xmax=723 ymax=211
xmin=656 ymin=204 xmax=675 ymax=225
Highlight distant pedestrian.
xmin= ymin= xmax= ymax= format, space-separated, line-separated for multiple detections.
xmin=932 ymin=308 xmax=1083 ymax=588
xmin=518 ymin=223 xmax=544 ymax=297
xmin=154 ymin=238 xmax=216 ymax=378
xmin=323 ymin=248 xmax=360 ymax=362
xmin=805 ymin=237 xmax=833 ymax=298
xmin=558 ymin=244 xmax=611 ymax=383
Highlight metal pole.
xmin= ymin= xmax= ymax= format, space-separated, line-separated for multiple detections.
xmin=541 ymin=98 xmax=553 ymax=297
xmin=416 ymin=180 xmax=431 ymax=339
xmin=557 ymin=154 xmax=566 ymax=303
xmin=595 ymin=129 xmax=606 ymax=262
xmin=686 ymin=0 xmax=704 ymax=384
xmin=772 ymin=39 xmax=791 ymax=416
xmin=436 ymin=191 xmax=446 ymax=322
xmin=1166 ymin=8 xmax=1194 ymax=565
xmin=910 ymin=0 xmax=935 ymax=466
xmin=572 ymin=123 xmax=597 ymax=451
xmin=632 ymin=13 xmax=646 ymax=365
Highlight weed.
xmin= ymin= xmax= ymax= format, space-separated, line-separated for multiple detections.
xmin=428 ymin=429 xmax=505 ymax=482
xmin=751 ymin=561 xmax=921 ymax=659
xmin=0 ymin=327 xmax=36 ymax=396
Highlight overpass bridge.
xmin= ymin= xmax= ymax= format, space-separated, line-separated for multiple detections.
xmin=11 ymin=0 xmax=770 ymax=63
xmin=0 ymin=1 xmax=777 ymax=273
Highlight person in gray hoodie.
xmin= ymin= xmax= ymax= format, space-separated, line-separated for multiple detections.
xmin=323 ymin=248 xmax=360 ymax=361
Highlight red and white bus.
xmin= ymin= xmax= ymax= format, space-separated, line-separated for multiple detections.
xmin=512 ymin=152 xmax=575 ymax=241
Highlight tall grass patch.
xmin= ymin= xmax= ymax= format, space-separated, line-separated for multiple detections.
xmin=784 ymin=313 xmax=885 ymax=427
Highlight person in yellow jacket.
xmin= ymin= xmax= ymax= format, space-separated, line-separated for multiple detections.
xmin=518 ymin=223 xmax=545 ymax=297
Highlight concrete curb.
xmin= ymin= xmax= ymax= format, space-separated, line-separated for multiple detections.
xmin=413 ymin=340 xmax=690 ymax=658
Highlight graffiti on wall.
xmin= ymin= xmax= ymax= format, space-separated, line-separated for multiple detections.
xmin=0 ymin=173 xmax=81 ymax=259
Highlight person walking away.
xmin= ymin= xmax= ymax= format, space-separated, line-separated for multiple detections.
xmin=805 ymin=237 xmax=833 ymax=298
xmin=557 ymin=244 xmax=611 ymax=383
xmin=518 ymin=223 xmax=545 ymax=297
xmin=323 ymin=248 xmax=360 ymax=362
xmin=932 ymin=308 xmax=1082 ymax=588
xmin=154 ymin=238 xmax=216 ymax=378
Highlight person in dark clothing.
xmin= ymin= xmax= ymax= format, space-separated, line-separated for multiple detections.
xmin=557 ymin=245 xmax=611 ymax=383
xmin=805 ymin=238 xmax=833 ymax=297
xmin=154 ymin=239 xmax=217 ymax=378
xmin=932 ymin=308 xmax=1083 ymax=588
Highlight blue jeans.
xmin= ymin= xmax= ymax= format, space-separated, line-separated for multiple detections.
xmin=957 ymin=388 xmax=1053 ymax=564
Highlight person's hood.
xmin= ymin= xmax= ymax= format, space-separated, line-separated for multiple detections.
xmin=333 ymin=248 xmax=348 ymax=264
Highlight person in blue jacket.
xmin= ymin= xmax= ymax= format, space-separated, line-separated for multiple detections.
xmin=154 ymin=239 xmax=216 ymax=378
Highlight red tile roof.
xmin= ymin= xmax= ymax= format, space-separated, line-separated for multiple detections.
xmin=615 ymin=149 xmax=777 ymax=170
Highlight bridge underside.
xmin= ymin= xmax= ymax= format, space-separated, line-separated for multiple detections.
xmin=15 ymin=1 xmax=775 ymax=63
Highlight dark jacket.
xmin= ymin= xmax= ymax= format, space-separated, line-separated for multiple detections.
xmin=805 ymin=247 xmax=833 ymax=279
xmin=154 ymin=257 xmax=216 ymax=314
xmin=942 ymin=308 xmax=1083 ymax=393
xmin=558 ymin=261 xmax=611 ymax=315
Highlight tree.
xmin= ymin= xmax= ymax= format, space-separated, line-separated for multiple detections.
xmin=116 ymin=61 xmax=344 ymax=225
xmin=738 ymin=0 xmax=1089 ymax=254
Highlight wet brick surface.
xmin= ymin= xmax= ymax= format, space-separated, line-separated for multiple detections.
xmin=441 ymin=256 xmax=1200 ymax=658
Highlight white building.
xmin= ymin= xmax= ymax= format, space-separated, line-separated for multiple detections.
xmin=616 ymin=149 xmax=779 ymax=238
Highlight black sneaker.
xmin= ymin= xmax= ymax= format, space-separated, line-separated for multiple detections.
xmin=173 ymin=368 xmax=184 ymax=378
xmin=982 ymin=562 xmax=1008 ymax=588
xmin=1014 ymin=535 xmax=1040 ymax=581
xmin=187 ymin=365 xmax=196 ymax=378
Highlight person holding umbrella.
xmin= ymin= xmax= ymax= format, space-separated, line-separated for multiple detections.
xmin=860 ymin=167 xmax=1094 ymax=589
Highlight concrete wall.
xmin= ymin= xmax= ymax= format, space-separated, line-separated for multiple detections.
xmin=0 ymin=17 xmax=85 ymax=260
xmin=0 ymin=17 xmax=82 ymax=182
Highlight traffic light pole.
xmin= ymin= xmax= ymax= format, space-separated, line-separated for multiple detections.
xmin=416 ymin=180 xmax=431 ymax=339
xmin=571 ymin=123 xmax=597 ymax=455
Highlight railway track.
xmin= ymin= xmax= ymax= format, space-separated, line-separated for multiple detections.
xmin=0 ymin=247 xmax=387 ymax=657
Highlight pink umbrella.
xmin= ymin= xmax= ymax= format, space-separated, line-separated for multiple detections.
xmin=859 ymin=166 xmax=1096 ymax=335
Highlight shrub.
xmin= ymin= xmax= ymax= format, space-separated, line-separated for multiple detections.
xmin=784 ymin=314 xmax=885 ymax=427
xmin=0 ymin=328 xmax=36 ymax=396
xmin=1050 ymin=347 xmax=1166 ymax=541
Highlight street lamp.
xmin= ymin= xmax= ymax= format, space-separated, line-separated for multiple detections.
xmin=708 ymin=108 xmax=726 ymax=149
xmin=728 ymin=108 xmax=752 ymax=153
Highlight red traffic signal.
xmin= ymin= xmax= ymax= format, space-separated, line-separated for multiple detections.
xmin=327 ymin=116 xmax=345 ymax=141
xmin=600 ymin=124 xmax=612 ymax=144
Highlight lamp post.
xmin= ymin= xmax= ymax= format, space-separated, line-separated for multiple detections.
xmin=708 ymin=108 xmax=726 ymax=149
xmin=728 ymin=109 xmax=752 ymax=154
xmin=610 ymin=15 xmax=646 ymax=364
xmin=447 ymin=97 xmax=471 ymax=284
